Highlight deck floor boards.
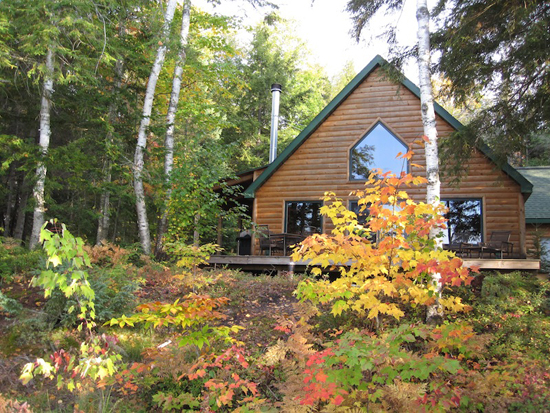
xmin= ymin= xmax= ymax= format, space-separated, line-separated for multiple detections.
xmin=208 ymin=255 xmax=540 ymax=272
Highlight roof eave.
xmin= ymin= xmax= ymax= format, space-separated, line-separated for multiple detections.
xmin=526 ymin=218 xmax=550 ymax=224
xmin=244 ymin=55 xmax=533 ymax=197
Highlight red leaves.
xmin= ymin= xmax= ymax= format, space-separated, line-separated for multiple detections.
xmin=315 ymin=370 xmax=328 ymax=383
xmin=185 ymin=345 xmax=259 ymax=408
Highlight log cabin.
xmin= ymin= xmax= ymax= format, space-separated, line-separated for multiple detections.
xmin=238 ymin=56 xmax=534 ymax=257
xmin=518 ymin=167 xmax=550 ymax=267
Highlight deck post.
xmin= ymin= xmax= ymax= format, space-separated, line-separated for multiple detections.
xmin=217 ymin=216 xmax=223 ymax=247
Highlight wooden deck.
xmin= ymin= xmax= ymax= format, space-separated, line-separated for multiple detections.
xmin=208 ymin=255 xmax=540 ymax=273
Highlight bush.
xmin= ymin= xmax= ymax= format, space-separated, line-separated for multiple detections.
xmin=0 ymin=290 xmax=23 ymax=315
xmin=471 ymin=271 xmax=550 ymax=358
xmin=0 ymin=238 xmax=42 ymax=283
xmin=44 ymin=266 xmax=141 ymax=326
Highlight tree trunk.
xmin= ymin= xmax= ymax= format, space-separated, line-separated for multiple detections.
xmin=155 ymin=0 xmax=192 ymax=255
xmin=416 ymin=0 xmax=443 ymax=324
xmin=29 ymin=48 xmax=54 ymax=249
xmin=96 ymin=57 xmax=124 ymax=246
xmin=111 ymin=195 xmax=122 ymax=244
xmin=3 ymin=163 xmax=17 ymax=236
xmin=193 ymin=213 xmax=200 ymax=247
xmin=134 ymin=0 xmax=178 ymax=255
xmin=13 ymin=177 xmax=29 ymax=242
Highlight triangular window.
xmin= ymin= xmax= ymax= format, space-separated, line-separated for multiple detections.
xmin=350 ymin=122 xmax=408 ymax=180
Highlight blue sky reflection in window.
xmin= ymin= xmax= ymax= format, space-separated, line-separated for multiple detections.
xmin=350 ymin=122 xmax=408 ymax=180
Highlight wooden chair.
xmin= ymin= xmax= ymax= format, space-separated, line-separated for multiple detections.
xmin=480 ymin=231 xmax=513 ymax=258
xmin=257 ymin=225 xmax=283 ymax=256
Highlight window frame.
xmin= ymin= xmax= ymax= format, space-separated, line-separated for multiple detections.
xmin=349 ymin=121 xmax=409 ymax=181
xmin=441 ymin=197 xmax=484 ymax=244
xmin=284 ymin=200 xmax=323 ymax=234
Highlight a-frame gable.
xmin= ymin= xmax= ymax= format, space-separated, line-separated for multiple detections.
xmin=243 ymin=55 xmax=532 ymax=198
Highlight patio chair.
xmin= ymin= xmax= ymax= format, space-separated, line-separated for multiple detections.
xmin=480 ymin=231 xmax=513 ymax=258
xmin=257 ymin=225 xmax=284 ymax=256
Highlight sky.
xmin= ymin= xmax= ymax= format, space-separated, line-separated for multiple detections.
xmin=194 ymin=0 xmax=420 ymax=80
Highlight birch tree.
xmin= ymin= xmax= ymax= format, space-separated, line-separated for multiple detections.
xmin=155 ymin=0 xmax=192 ymax=255
xmin=133 ymin=0 xmax=178 ymax=254
xmin=416 ymin=0 xmax=443 ymax=323
xmin=346 ymin=0 xmax=443 ymax=322
xmin=29 ymin=48 xmax=54 ymax=249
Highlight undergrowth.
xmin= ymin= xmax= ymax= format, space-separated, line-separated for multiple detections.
xmin=1 ymin=210 xmax=548 ymax=412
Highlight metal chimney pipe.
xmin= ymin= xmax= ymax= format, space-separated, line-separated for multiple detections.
xmin=269 ymin=83 xmax=282 ymax=163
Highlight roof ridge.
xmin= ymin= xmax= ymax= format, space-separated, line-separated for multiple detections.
xmin=244 ymin=55 xmax=532 ymax=197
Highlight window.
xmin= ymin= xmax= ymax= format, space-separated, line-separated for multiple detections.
xmin=350 ymin=200 xmax=374 ymax=241
xmin=349 ymin=201 xmax=369 ymax=226
xmin=350 ymin=122 xmax=408 ymax=180
xmin=285 ymin=201 xmax=322 ymax=234
xmin=541 ymin=238 xmax=550 ymax=272
xmin=442 ymin=199 xmax=483 ymax=244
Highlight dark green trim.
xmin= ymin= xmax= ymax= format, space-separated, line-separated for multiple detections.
xmin=244 ymin=55 xmax=532 ymax=197
xmin=526 ymin=218 xmax=550 ymax=224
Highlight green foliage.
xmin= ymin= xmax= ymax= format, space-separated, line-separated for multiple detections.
xmin=432 ymin=0 xmax=550 ymax=157
xmin=0 ymin=290 xmax=23 ymax=315
xmin=0 ymin=238 xmax=42 ymax=283
xmin=32 ymin=221 xmax=95 ymax=327
xmin=108 ymin=294 xmax=242 ymax=350
xmin=166 ymin=240 xmax=218 ymax=277
xmin=469 ymin=272 xmax=550 ymax=359
xmin=434 ymin=0 xmax=550 ymax=176
xmin=163 ymin=137 xmax=248 ymax=246
xmin=298 ymin=323 xmax=469 ymax=408
xmin=44 ymin=267 xmax=140 ymax=327
xmin=221 ymin=16 xmax=332 ymax=170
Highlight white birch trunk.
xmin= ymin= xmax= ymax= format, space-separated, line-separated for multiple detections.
xmin=96 ymin=57 xmax=124 ymax=245
xmin=29 ymin=48 xmax=54 ymax=249
xmin=416 ymin=0 xmax=443 ymax=323
xmin=155 ymin=0 xmax=192 ymax=255
xmin=134 ymin=0 xmax=178 ymax=254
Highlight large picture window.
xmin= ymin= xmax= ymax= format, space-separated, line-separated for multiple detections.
xmin=350 ymin=122 xmax=408 ymax=180
xmin=349 ymin=200 xmax=369 ymax=226
xmin=442 ymin=198 xmax=483 ymax=244
xmin=285 ymin=201 xmax=322 ymax=234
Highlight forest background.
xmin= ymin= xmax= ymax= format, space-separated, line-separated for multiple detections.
xmin=0 ymin=0 xmax=548 ymax=254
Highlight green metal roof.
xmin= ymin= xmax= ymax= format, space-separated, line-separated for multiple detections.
xmin=517 ymin=167 xmax=550 ymax=223
xmin=244 ymin=55 xmax=533 ymax=198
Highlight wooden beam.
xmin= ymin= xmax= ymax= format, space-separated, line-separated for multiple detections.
xmin=208 ymin=255 xmax=540 ymax=272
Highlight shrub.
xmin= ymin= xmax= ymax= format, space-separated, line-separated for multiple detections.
xmin=472 ymin=271 xmax=550 ymax=358
xmin=293 ymin=171 xmax=474 ymax=326
xmin=0 ymin=238 xmax=42 ymax=283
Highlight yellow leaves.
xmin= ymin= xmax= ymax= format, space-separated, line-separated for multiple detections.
xmin=331 ymin=299 xmax=349 ymax=316
xmin=294 ymin=171 xmax=473 ymax=323
xmin=47 ymin=254 xmax=62 ymax=267
xmin=440 ymin=296 xmax=471 ymax=313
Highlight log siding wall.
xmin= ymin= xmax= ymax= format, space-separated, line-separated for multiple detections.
xmin=254 ymin=68 xmax=526 ymax=255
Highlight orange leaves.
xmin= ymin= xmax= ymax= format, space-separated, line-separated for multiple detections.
xmin=187 ymin=345 xmax=261 ymax=409
xmin=294 ymin=171 xmax=474 ymax=321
